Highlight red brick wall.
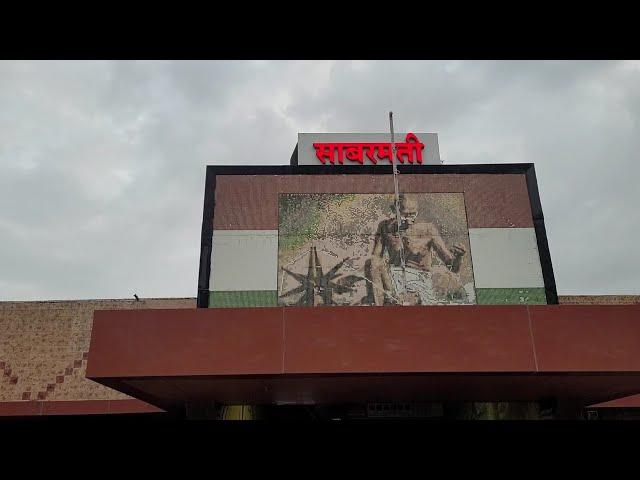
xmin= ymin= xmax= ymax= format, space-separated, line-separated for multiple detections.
xmin=0 ymin=298 xmax=195 ymax=416
xmin=213 ymin=174 xmax=534 ymax=230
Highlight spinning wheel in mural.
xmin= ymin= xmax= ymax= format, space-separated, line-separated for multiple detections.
xmin=279 ymin=246 xmax=364 ymax=306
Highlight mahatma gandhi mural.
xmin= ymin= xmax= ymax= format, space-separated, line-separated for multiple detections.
xmin=277 ymin=193 xmax=476 ymax=306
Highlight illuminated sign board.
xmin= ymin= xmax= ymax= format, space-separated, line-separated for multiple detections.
xmin=313 ymin=133 xmax=425 ymax=165
xmin=296 ymin=132 xmax=440 ymax=166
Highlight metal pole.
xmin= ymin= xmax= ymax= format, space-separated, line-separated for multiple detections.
xmin=389 ymin=112 xmax=408 ymax=304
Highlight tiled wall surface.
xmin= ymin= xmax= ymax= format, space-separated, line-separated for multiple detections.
xmin=558 ymin=295 xmax=640 ymax=305
xmin=2 ymin=295 xmax=637 ymax=416
xmin=208 ymin=173 xmax=547 ymax=307
xmin=0 ymin=298 xmax=195 ymax=409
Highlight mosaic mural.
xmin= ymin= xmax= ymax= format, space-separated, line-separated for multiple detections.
xmin=277 ymin=193 xmax=476 ymax=306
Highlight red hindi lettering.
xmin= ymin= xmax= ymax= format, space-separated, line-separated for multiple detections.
xmin=376 ymin=143 xmax=393 ymax=163
xmin=395 ymin=133 xmax=425 ymax=164
xmin=364 ymin=144 xmax=377 ymax=164
xmin=313 ymin=143 xmax=344 ymax=164
xmin=344 ymin=144 xmax=365 ymax=164
xmin=314 ymin=135 xmax=424 ymax=165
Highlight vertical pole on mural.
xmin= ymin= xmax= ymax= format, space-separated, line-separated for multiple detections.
xmin=389 ymin=111 xmax=408 ymax=304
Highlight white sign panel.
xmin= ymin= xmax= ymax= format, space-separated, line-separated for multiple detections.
xmin=297 ymin=132 xmax=440 ymax=166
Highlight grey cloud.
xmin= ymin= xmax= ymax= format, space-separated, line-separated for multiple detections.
xmin=0 ymin=60 xmax=638 ymax=300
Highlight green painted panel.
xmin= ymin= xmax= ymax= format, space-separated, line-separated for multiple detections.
xmin=209 ymin=290 xmax=278 ymax=307
xmin=476 ymin=288 xmax=547 ymax=305
xmin=210 ymin=289 xmax=547 ymax=307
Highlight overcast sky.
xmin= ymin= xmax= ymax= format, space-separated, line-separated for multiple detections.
xmin=1 ymin=60 xmax=638 ymax=300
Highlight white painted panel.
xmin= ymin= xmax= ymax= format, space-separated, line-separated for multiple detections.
xmin=210 ymin=230 xmax=278 ymax=291
xmin=298 ymin=132 xmax=440 ymax=165
xmin=468 ymin=228 xmax=544 ymax=288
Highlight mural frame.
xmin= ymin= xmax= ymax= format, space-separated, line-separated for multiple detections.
xmin=197 ymin=163 xmax=557 ymax=308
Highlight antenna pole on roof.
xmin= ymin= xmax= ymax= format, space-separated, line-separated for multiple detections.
xmin=389 ymin=111 xmax=408 ymax=304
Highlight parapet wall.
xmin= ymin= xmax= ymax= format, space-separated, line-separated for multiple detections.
xmin=0 ymin=298 xmax=194 ymax=415
xmin=559 ymin=295 xmax=640 ymax=305
xmin=1 ymin=295 xmax=638 ymax=416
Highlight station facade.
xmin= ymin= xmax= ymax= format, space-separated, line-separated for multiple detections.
xmin=2 ymin=132 xmax=639 ymax=420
